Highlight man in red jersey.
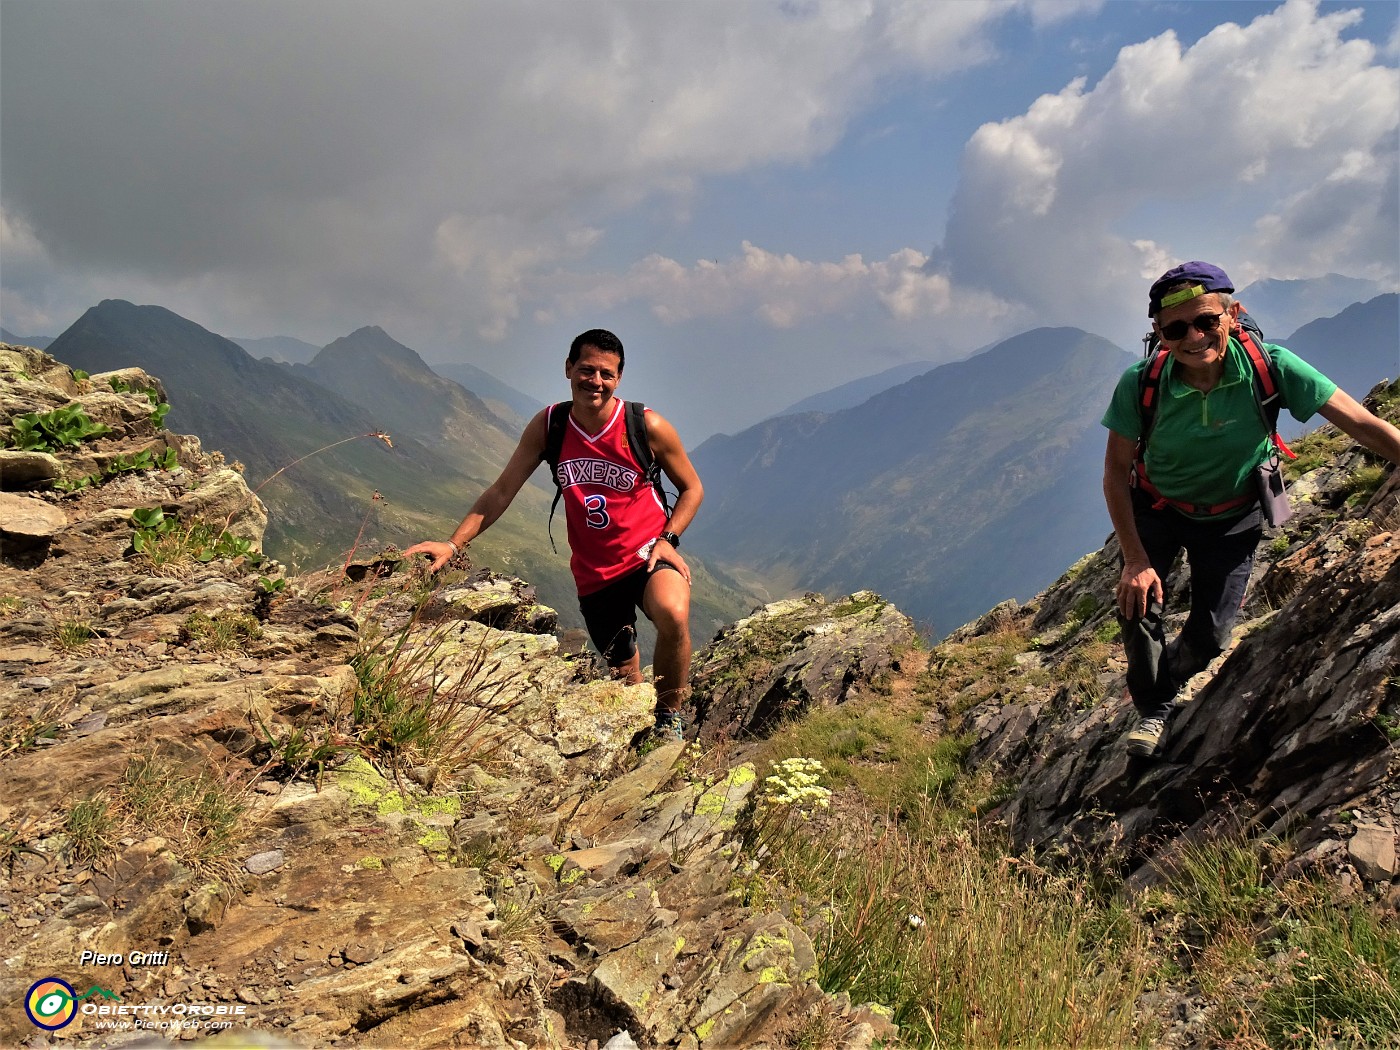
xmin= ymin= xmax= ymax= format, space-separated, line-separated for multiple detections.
xmin=405 ymin=329 xmax=704 ymax=741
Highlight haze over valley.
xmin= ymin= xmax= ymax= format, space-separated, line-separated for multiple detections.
xmin=20 ymin=281 xmax=1396 ymax=639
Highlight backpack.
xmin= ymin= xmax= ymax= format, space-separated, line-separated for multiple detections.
xmin=541 ymin=400 xmax=672 ymax=552
xmin=1134 ymin=309 xmax=1296 ymax=515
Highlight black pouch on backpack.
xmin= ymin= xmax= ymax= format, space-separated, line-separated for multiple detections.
xmin=1254 ymin=454 xmax=1291 ymax=527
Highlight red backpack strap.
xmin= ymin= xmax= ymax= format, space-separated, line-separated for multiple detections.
xmin=1237 ymin=326 xmax=1278 ymax=400
xmin=1137 ymin=347 xmax=1170 ymax=437
xmin=1235 ymin=323 xmax=1296 ymax=460
xmin=1140 ymin=348 xmax=1169 ymax=413
xmin=1134 ymin=346 xmax=1171 ymax=469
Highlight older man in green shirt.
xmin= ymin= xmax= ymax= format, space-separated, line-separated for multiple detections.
xmin=1102 ymin=261 xmax=1400 ymax=758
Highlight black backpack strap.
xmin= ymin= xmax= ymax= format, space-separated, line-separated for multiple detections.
xmin=542 ymin=402 xmax=572 ymax=553
xmin=623 ymin=401 xmax=673 ymax=516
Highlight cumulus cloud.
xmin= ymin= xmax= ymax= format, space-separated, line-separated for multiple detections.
xmin=5 ymin=0 xmax=1392 ymax=404
xmin=935 ymin=0 xmax=1399 ymax=341
xmin=0 ymin=0 xmax=1046 ymax=344
xmin=434 ymin=216 xmax=603 ymax=340
xmin=551 ymin=240 xmax=1011 ymax=331
xmin=550 ymin=0 xmax=1397 ymax=350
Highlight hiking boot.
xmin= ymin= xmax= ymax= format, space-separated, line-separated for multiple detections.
xmin=1126 ymin=716 xmax=1167 ymax=757
xmin=653 ymin=709 xmax=687 ymax=743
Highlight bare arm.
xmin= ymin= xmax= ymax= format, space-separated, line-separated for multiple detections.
xmin=402 ymin=409 xmax=550 ymax=572
xmin=644 ymin=410 xmax=704 ymax=578
xmin=1103 ymin=430 xmax=1161 ymax=619
xmin=1316 ymin=388 xmax=1400 ymax=465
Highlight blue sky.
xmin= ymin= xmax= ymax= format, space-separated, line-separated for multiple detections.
xmin=3 ymin=0 xmax=1397 ymax=440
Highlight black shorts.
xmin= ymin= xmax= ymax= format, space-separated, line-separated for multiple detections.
xmin=577 ymin=561 xmax=679 ymax=666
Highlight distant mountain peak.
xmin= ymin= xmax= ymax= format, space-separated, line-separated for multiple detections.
xmin=1235 ymin=273 xmax=1386 ymax=339
xmin=346 ymin=324 xmax=392 ymax=340
xmin=314 ymin=325 xmax=425 ymax=369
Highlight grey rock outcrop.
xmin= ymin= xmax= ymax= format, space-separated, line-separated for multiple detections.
xmin=952 ymin=383 xmax=1400 ymax=892
xmin=690 ymin=591 xmax=916 ymax=741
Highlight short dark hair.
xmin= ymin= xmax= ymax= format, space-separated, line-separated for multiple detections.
xmin=568 ymin=329 xmax=625 ymax=373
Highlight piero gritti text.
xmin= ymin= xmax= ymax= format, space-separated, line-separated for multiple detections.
xmin=80 ymin=950 xmax=170 ymax=966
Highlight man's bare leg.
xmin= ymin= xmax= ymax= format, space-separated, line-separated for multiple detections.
xmin=609 ymin=646 xmax=643 ymax=686
xmin=642 ymin=569 xmax=692 ymax=714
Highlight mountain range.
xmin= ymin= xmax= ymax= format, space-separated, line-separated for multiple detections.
xmin=685 ymin=328 xmax=1128 ymax=636
xmin=35 ymin=301 xmax=752 ymax=638
xmin=285 ymin=327 xmax=518 ymax=454
xmin=428 ymin=360 xmax=543 ymax=429
xmin=774 ymin=359 xmax=936 ymax=417
xmin=45 ymin=301 xmax=493 ymax=570
xmin=682 ymin=294 xmax=1399 ymax=637
xmin=14 ymin=276 xmax=1393 ymax=642
xmin=1273 ymin=294 xmax=1399 ymax=435
xmin=0 ymin=327 xmax=53 ymax=349
xmin=1236 ymin=274 xmax=1388 ymax=339
xmin=231 ymin=334 xmax=322 ymax=364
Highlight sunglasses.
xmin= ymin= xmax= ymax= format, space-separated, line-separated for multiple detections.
xmin=1158 ymin=312 xmax=1225 ymax=342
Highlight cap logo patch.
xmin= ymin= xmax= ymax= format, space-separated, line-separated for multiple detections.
xmin=1160 ymin=284 xmax=1206 ymax=309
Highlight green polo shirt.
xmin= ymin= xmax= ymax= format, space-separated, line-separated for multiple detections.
xmin=1102 ymin=339 xmax=1336 ymax=516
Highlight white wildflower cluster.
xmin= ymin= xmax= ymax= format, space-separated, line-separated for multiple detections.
xmin=760 ymin=757 xmax=831 ymax=820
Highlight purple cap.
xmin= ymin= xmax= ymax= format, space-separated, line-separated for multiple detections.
xmin=1148 ymin=261 xmax=1234 ymax=316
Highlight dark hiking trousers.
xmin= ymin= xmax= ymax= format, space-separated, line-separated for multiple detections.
xmin=1117 ymin=488 xmax=1263 ymax=717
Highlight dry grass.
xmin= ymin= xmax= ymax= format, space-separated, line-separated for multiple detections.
xmin=349 ymin=617 xmax=529 ymax=790
xmin=738 ymin=797 xmax=1157 ymax=1048
xmin=0 ymin=693 xmax=70 ymax=757
xmin=64 ymin=749 xmax=251 ymax=880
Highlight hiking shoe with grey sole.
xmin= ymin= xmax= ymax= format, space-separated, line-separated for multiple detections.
xmin=653 ymin=709 xmax=687 ymax=743
xmin=1126 ymin=716 xmax=1166 ymax=757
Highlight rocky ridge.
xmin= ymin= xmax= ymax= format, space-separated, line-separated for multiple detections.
xmin=4 ymin=341 xmax=1397 ymax=1049
xmin=1 ymin=344 xmax=910 ymax=1049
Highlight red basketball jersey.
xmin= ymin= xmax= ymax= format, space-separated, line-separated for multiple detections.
xmin=550 ymin=400 xmax=668 ymax=595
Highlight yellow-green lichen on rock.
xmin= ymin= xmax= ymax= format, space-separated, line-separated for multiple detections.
xmin=333 ymin=755 xmax=468 ymax=831
xmin=416 ymin=793 xmax=462 ymax=819
xmin=417 ymin=829 xmax=450 ymax=852
xmin=334 ymin=755 xmax=404 ymax=814
xmin=694 ymin=763 xmax=756 ymax=820
xmin=742 ymin=931 xmax=794 ymax=967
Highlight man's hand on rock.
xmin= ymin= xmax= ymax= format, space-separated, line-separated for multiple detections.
xmin=402 ymin=540 xmax=458 ymax=574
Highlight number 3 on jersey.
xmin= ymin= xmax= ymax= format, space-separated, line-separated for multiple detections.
xmin=584 ymin=494 xmax=610 ymax=530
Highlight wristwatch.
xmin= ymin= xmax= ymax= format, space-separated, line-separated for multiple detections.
xmin=658 ymin=530 xmax=681 ymax=549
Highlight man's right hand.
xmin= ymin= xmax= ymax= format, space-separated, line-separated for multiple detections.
xmin=401 ymin=540 xmax=457 ymax=574
xmin=1116 ymin=560 xmax=1163 ymax=620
